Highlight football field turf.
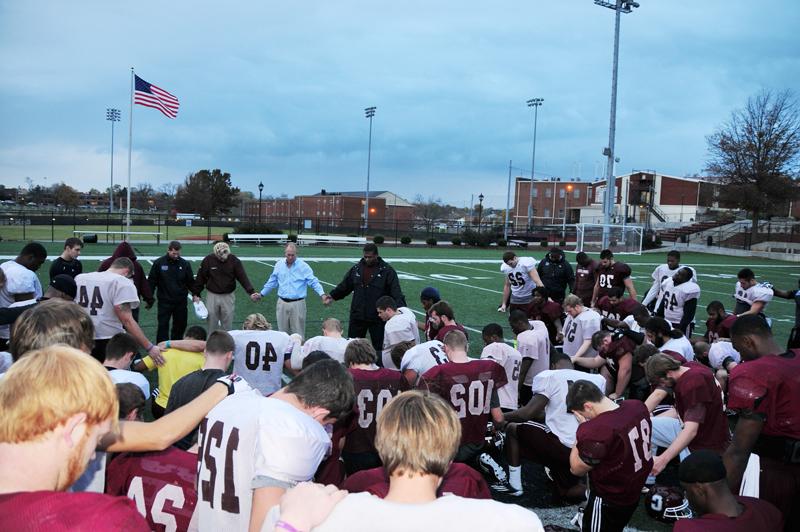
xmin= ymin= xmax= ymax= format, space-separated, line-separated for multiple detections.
xmin=2 ymin=241 xmax=796 ymax=531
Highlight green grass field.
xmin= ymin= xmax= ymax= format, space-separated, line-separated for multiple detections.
xmin=5 ymin=241 xmax=795 ymax=531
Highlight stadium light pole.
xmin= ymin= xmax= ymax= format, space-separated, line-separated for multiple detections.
xmin=526 ymin=98 xmax=543 ymax=233
xmin=106 ymin=108 xmax=121 ymax=213
xmin=258 ymin=181 xmax=264 ymax=225
xmin=595 ymin=0 xmax=639 ymax=249
xmin=477 ymin=193 xmax=484 ymax=232
xmin=364 ymin=106 xmax=376 ymax=233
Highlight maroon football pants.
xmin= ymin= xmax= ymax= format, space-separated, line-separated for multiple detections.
xmin=517 ymin=421 xmax=582 ymax=496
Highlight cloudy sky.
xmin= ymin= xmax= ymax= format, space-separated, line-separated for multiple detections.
xmin=1 ymin=1 xmax=798 ymax=208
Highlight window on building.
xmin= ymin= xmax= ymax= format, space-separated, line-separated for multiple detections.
xmin=532 ymin=187 xmax=538 ymax=198
xmin=545 ymin=188 xmax=552 ymax=198
xmin=544 ymin=208 xmax=551 ymax=218
xmin=574 ymin=188 xmax=580 ymax=198
xmin=559 ymin=188 xmax=565 ymax=199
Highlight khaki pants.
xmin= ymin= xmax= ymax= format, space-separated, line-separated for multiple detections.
xmin=277 ymin=298 xmax=306 ymax=339
xmin=206 ymin=291 xmax=235 ymax=331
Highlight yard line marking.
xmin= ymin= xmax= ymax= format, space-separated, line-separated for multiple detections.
xmin=394 ymin=269 xmax=503 ymax=295
xmin=438 ymin=262 xmax=502 ymax=275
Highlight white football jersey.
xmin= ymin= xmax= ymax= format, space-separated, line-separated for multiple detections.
xmin=197 ymin=389 xmax=330 ymax=532
xmin=500 ymin=256 xmax=538 ymax=303
xmin=74 ymin=271 xmax=139 ymax=339
xmin=516 ymin=322 xmax=550 ymax=386
xmin=0 ymin=261 xmax=43 ymax=339
xmin=480 ymin=342 xmax=522 ymax=410
xmin=301 ymin=335 xmax=351 ymax=365
xmin=662 ymin=335 xmax=695 ymax=361
xmin=561 ymin=309 xmax=602 ymax=358
xmin=708 ymin=340 xmax=741 ymax=370
xmin=382 ymin=307 xmax=420 ymax=369
xmin=642 ymin=263 xmax=697 ymax=307
xmin=657 ymin=277 xmax=701 ymax=325
xmin=734 ymin=281 xmax=774 ymax=310
xmin=229 ymin=329 xmax=295 ymax=396
xmin=531 ymin=369 xmax=606 ymax=447
xmin=399 ymin=340 xmax=447 ymax=380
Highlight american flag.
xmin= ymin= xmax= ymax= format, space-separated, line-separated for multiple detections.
xmin=134 ymin=75 xmax=179 ymax=119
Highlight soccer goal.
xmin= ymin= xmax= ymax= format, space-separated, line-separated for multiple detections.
xmin=575 ymin=223 xmax=644 ymax=254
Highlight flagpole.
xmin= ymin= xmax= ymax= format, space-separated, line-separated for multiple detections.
xmin=126 ymin=67 xmax=134 ymax=236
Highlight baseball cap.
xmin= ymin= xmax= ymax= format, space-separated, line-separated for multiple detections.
xmin=50 ymin=274 xmax=77 ymax=299
xmin=678 ymin=449 xmax=726 ymax=483
xmin=420 ymin=286 xmax=440 ymax=302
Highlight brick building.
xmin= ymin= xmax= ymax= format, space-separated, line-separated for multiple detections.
xmin=511 ymin=178 xmax=593 ymax=228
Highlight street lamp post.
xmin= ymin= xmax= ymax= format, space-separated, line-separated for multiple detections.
xmin=258 ymin=181 xmax=264 ymax=225
xmin=594 ymin=0 xmax=639 ymax=249
xmin=526 ymin=98 xmax=543 ymax=232
xmin=106 ymin=108 xmax=121 ymax=213
xmin=364 ymin=106 xmax=376 ymax=233
xmin=563 ymin=184 xmax=573 ymax=238
xmin=477 ymin=193 xmax=484 ymax=232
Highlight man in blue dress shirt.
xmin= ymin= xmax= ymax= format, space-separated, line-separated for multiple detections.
xmin=256 ymin=243 xmax=326 ymax=339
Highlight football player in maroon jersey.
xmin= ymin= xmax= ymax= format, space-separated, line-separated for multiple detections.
xmin=342 ymin=339 xmax=410 ymax=475
xmin=0 ymin=345 xmax=149 ymax=530
xmin=675 ymin=450 xmax=783 ymax=531
xmin=429 ymin=300 xmax=468 ymax=342
xmin=591 ymin=249 xmax=636 ymax=307
xmin=528 ymin=286 xmax=564 ymax=344
xmin=726 ymin=315 xmax=800 ymax=530
xmin=645 ymin=354 xmax=730 ymax=477
xmin=570 ymin=329 xmax=635 ymax=400
xmin=417 ymin=286 xmax=441 ymax=341
xmin=567 ymin=380 xmax=653 ymax=532
xmin=420 ymin=330 xmax=506 ymax=465
xmin=572 ymin=252 xmax=598 ymax=307
xmin=596 ymin=286 xmax=640 ymax=330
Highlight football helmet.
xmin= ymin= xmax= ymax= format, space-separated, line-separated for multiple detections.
xmin=645 ymin=485 xmax=693 ymax=523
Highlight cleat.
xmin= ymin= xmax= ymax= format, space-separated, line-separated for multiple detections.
xmin=478 ymin=453 xmax=508 ymax=484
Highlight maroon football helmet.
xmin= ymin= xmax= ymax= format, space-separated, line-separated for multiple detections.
xmin=645 ymin=485 xmax=693 ymax=522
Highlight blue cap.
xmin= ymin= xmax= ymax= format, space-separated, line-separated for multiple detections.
xmin=420 ymin=286 xmax=440 ymax=302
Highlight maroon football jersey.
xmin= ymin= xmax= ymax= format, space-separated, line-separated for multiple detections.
xmin=728 ymin=350 xmax=800 ymax=440
xmin=528 ymin=300 xmax=563 ymax=343
xmin=421 ymin=360 xmax=507 ymax=446
xmin=345 ymin=368 xmax=411 ymax=454
xmin=576 ymin=400 xmax=653 ymax=506
xmin=573 ymin=259 xmax=598 ymax=306
xmin=425 ymin=309 xmax=440 ymax=341
xmin=673 ymin=362 xmax=730 ymax=452
xmin=596 ymin=296 xmax=639 ymax=323
xmin=105 ymin=447 xmax=198 ymax=532
xmin=435 ymin=323 xmax=468 ymax=342
xmin=0 ymin=491 xmax=148 ymax=531
xmin=661 ymin=349 xmax=688 ymax=365
xmin=673 ymin=496 xmax=784 ymax=532
xmin=341 ymin=463 xmax=491 ymax=499
xmin=595 ymin=261 xmax=632 ymax=300
xmin=599 ymin=335 xmax=636 ymax=369
xmin=316 ymin=418 xmax=349 ymax=486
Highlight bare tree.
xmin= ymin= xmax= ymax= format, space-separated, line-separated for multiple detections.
xmin=706 ymin=90 xmax=800 ymax=234
xmin=413 ymin=194 xmax=449 ymax=233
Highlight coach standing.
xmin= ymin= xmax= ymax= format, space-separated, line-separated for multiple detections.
xmin=324 ymin=243 xmax=405 ymax=354
xmin=255 ymin=242 xmax=326 ymax=338
xmin=193 ymin=242 xmax=257 ymax=332
xmin=148 ymin=241 xmax=194 ymax=342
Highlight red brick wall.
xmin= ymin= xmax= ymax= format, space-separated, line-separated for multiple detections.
xmin=659 ymin=177 xmax=699 ymax=206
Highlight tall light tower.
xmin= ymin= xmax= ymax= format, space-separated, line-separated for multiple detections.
xmin=595 ymin=0 xmax=639 ymax=248
xmin=363 ymin=106 xmax=376 ymax=232
xmin=106 ymin=108 xmax=121 ymax=213
xmin=526 ymin=98 xmax=543 ymax=232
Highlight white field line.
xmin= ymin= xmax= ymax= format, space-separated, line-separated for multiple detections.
xmin=394 ymin=269 xmax=503 ymax=295
xmin=439 ymin=262 xmax=502 ymax=275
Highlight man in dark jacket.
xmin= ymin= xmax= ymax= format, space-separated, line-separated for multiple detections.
xmin=193 ymin=242 xmax=257 ymax=332
xmin=148 ymin=241 xmax=195 ymax=342
xmin=536 ymin=247 xmax=575 ymax=304
xmin=98 ymin=241 xmax=154 ymax=322
xmin=325 ymin=243 xmax=405 ymax=354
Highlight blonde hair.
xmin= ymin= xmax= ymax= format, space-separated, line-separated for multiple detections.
xmin=10 ymin=299 xmax=95 ymax=361
xmin=375 ymin=390 xmax=460 ymax=478
xmin=322 ymin=317 xmax=343 ymax=333
xmin=0 ymin=345 xmax=119 ymax=443
xmin=563 ymin=294 xmax=583 ymax=310
xmin=243 ymin=313 xmax=271 ymax=331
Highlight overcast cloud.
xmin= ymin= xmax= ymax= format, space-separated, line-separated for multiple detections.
xmin=1 ymin=1 xmax=798 ymax=207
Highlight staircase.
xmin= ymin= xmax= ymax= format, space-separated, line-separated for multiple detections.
xmin=658 ymin=220 xmax=728 ymax=242
xmin=647 ymin=204 xmax=667 ymax=223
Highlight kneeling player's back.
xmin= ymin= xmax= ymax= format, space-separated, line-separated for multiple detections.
xmin=230 ymin=329 xmax=295 ymax=396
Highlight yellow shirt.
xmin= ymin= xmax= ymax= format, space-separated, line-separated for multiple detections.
xmin=143 ymin=348 xmax=205 ymax=408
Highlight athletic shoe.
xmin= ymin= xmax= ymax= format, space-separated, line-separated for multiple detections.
xmin=478 ymin=453 xmax=508 ymax=484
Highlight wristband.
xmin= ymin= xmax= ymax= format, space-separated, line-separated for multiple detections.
xmin=147 ymin=343 xmax=155 ymax=351
xmin=275 ymin=521 xmax=302 ymax=532
xmin=166 ymin=340 xmax=171 ymax=349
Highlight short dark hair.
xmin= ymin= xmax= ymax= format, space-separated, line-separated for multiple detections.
xmin=111 ymin=257 xmax=134 ymax=274
xmin=363 ymin=243 xmax=378 ymax=254
xmin=730 ymin=314 xmax=773 ymax=340
xmin=508 ymin=309 xmax=528 ymax=327
xmin=344 ymin=338 xmax=377 ymax=366
xmin=116 ymin=383 xmax=145 ymax=420
xmin=64 ymin=237 xmax=83 ymax=249
xmin=20 ymin=242 xmax=47 ymax=260
xmin=205 ymin=330 xmax=235 ymax=355
xmin=285 ymin=359 xmax=355 ymax=421
xmin=737 ymin=268 xmax=755 ymax=280
xmin=168 ymin=240 xmax=182 ymax=250
xmin=631 ymin=303 xmax=650 ymax=320
xmin=706 ymin=300 xmax=725 ymax=314
xmin=576 ymin=251 xmax=589 ymax=264
xmin=376 ymin=295 xmax=397 ymax=311
xmin=184 ymin=325 xmax=207 ymax=341
xmin=633 ymin=343 xmax=659 ymax=365
xmin=566 ymin=379 xmax=605 ymax=412
xmin=390 ymin=340 xmax=416 ymax=368
xmin=502 ymin=251 xmax=516 ymax=263
xmin=302 ymin=351 xmax=332 ymax=370
xmin=430 ymin=300 xmax=454 ymax=321
xmin=599 ymin=249 xmax=613 ymax=260
xmin=667 ymin=250 xmax=681 ymax=260
xmin=550 ymin=348 xmax=570 ymax=368
xmin=607 ymin=287 xmax=624 ymax=299
xmin=482 ymin=323 xmax=503 ymax=339
xmin=532 ymin=286 xmax=549 ymax=299
xmin=105 ymin=332 xmax=139 ymax=361
xmin=591 ymin=330 xmax=611 ymax=350
xmin=679 ymin=266 xmax=694 ymax=280
xmin=645 ymin=316 xmax=672 ymax=337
